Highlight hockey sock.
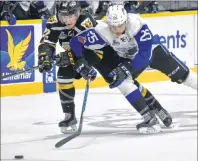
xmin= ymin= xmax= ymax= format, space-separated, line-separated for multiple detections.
xmin=58 ymin=83 xmax=75 ymax=116
xmin=134 ymin=80 xmax=163 ymax=110
xmin=117 ymin=79 xmax=150 ymax=116
xmin=143 ymin=89 xmax=163 ymax=110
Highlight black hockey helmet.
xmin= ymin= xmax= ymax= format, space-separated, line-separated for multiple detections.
xmin=58 ymin=1 xmax=81 ymax=16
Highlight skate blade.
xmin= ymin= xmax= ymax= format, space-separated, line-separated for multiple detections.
xmin=60 ymin=125 xmax=77 ymax=134
xmin=161 ymin=121 xmax=179 ymax=129
xmin=159 ymin=117 xmax=173 ymax=127
xmin=138 ymin=124 xmax=162 ymax=134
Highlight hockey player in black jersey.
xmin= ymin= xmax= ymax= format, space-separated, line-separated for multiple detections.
xmin=38 ymin=1 xmax=99 ymax=133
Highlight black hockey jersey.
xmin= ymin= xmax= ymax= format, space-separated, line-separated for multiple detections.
xmin=39 ymin=12 xmax=97 ymax=54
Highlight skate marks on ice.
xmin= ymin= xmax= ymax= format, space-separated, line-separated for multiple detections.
xmin=33 ymin=109 xmax=197 ymax=130
xmin=1 ymin=109 xmax=197 ymax=147
xmin=87 ymin=109 xmax=197 ymax=128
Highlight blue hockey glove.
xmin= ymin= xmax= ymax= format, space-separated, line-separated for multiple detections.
xmin=1 ymin=1 xmax=16 ymax=25
xmin=108 ymin=61 xmax=133 ymax=88
xmin=74 ymin=58 xmax=97 ymax=81
xmin=1 ymin=9 xmax=16 ymax=25
xmin=33 ymin=0 xmax=51 ymax=19
xmin=34 ymin=0 xmax=44 ymax=6
xmin=5 ymin=14 xmax=16 ymax=25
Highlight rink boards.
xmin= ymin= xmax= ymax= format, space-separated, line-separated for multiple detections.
xmin=0 ymin=10 xmax=197 ymax=97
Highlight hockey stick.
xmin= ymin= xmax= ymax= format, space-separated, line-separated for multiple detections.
xmin=55 ymin=78 xmax=91 ymax=148
xmin=1 ymin=57 xmax=59 ymax=80
xmin=1 ymin=65 xmax=39 ymax=80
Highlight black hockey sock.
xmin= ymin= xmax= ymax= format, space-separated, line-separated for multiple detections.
xmin=134 ymin=80 xmax=163 ymax=110
xmin=58 ymin=85 xmax=75 ymax=116
xmin=132 ymin=96 xmax=150 ymax=116
xmin=144 ymin=89 xmax=163 ymax=111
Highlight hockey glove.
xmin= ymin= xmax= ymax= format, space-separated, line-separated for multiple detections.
xmin=38 ymin=50 xmax=53 ymax=73
xmin=55 ymin=49 xmax=75 ymax=67
xmin=108 ymin=61 xmax=133 ymax=88
xmin=5 ymin=14 xmax=16 ymax=25
xmin=1 ymin=1 xmax=16 ymax=25
xmin=33 ymin=1 xmax=51 ymax=19
xmin=74 ymin=58 xmax=97 ymax=81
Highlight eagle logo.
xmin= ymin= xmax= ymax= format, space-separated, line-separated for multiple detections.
xmin=5 ymin=29 xmax=31 ymax=71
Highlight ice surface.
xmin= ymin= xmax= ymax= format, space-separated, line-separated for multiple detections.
xmin=1 ymin=81 xmax=197 ymax=161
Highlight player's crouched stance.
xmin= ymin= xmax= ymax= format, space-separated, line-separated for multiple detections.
xmin=69 ymin=5 xmax=197 ymax=134
xmin=105 ymin=6 xmax=197 ymax=133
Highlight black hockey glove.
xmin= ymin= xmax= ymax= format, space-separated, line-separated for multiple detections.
xmin=108 ymin=61 xmax=133 ymax=88
xmin=38 ymin=48 xmax=53 ymax=73
xmin=55 ymin=49 xmax=75 ymax=67
xmin=74 ymin=58 xmax=97 ymax=81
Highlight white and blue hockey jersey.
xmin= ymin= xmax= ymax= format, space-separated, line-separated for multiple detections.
xmin=70 ymin=13 xmax=159 ymax=71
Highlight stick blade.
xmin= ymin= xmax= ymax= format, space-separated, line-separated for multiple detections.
xmin=55 ymin=131 xmax=80 ymax=148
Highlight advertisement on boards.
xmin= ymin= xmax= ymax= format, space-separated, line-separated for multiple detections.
xmin=0 ymin=25 xmax=35 ymax=84
xmin=145 ymin=15 xmax=195 ymax=67
xmin=42 ymin=19 xmax=57 ymax=93
xmin=42 ymin=64 xmax=56 ymax=93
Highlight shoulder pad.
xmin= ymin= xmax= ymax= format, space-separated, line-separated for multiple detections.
xmin=95 ymin=21 xmax=114 ymax=44
xmin=127 ymin=13 xmax=145 ymax=36
xmin=47 ymin=16 xmax=58 ymax=24
xmin=81 ymin=17 xmax=93 ymax=29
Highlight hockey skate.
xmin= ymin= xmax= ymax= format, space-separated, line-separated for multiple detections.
xmin=136 ymin=111 xmax=162 ymax=134
xmin=59 ymin=113 xmax=77 ymax=134
xmin=154 ymin=107 xmax=172 ymax=127
xmin=145 ymin=94 xmax=172 ymax=127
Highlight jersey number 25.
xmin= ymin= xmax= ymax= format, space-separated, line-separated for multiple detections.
xmin=140 ymin=29 xmax=152 ymax=42
xmin=87 ymin=31 xmax=99 ymax=43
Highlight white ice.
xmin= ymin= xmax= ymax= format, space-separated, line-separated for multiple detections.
xmin=1 ymin=81 xmax=197 ymax=161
